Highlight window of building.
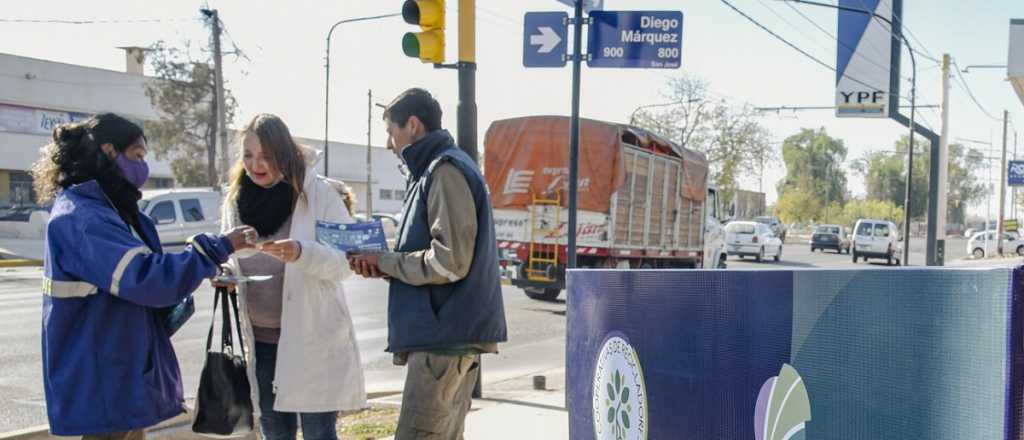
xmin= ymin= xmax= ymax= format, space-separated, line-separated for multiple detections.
xmin=180 ymin=199 xmax=205 ymax=222
xmin=394 ymin=190 xmax=406 ymax=200
xmin=379 ymin=189 xmax=393 ymax=200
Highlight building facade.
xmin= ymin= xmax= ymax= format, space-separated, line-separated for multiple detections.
xmin=0 ymin=51 xmax=176 ymax=205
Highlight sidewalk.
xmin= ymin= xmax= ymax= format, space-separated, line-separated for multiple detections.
xmin=376 ymin=367 xmax=568 ymax=440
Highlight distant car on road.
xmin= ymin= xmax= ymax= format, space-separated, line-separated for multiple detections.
xmin=967 ymin=230 xmax=1024 ymax=259
xmin=754 ymin=216 xmax=787 ymax=242
xmin=810 ymin=224 xmax=850 ymax=254
xmin=139 ymin=188 xmax=221 ymax=245
xmin=726 ymin=221 xmax=783 ymax=262
xmin=851 ymin=219 xmax=902 ymax=265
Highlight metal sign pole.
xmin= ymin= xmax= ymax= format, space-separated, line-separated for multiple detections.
xmin=567 ymin=0 xmax=583 ymax=269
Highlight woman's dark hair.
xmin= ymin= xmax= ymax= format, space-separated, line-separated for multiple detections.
xmin=383 ymin=88 xmax=443 ymax=132
xmin=32 ymin=113 xmax=144 ymax=203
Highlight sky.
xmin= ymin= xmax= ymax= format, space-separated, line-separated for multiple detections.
xmin=2 ymin=0 xmax=1023 ymax=215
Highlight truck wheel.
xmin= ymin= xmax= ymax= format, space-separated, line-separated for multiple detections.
xmin=852 ymin=252 xmax=858 ymax=263
xmin=524 ymin=287 xmax=561 ymax=302
xmin=1017 ymin=246 xmax=1024 ymax=257
xmin=717 ymin=255 xmax=727 ymax=269
xmin=886 ymin=253 xmax=893 ymax=266
xmin=756 ymin=247 xmax=764 ymax=262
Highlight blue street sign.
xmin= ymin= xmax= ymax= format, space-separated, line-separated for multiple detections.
xmin=1010 ymin=160 xmax=1024 ymax=186
xmin=523 ymin=12 xmax=569 ymax=68
xmin=587 ymin=10 xmax=683 ymax=69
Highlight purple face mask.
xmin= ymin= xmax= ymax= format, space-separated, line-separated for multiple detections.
xmin=116 ymin=154 xmax=149 ymax=188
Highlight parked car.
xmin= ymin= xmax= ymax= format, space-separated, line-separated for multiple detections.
xmin=725 ymin=221 xmax=783 ymax=262
xmin=754 ymin=216 xmax=787 ymax=242
xmin=967 ymin=230 xmax=1024 ymax=259
xmin=810 ymin=224 xmax=850 ymax=254
xmin=851 ymin=219 xmax=902 ymax=265
xmin=139 ymin=188 xmax=222 ymax=245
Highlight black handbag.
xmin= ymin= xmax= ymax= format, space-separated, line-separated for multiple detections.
xmin=192 ymin=286 xmax=254 ymax=437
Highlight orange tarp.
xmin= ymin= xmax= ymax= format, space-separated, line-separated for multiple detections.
xmin=484 ymin=116 xmax=627 ymax=213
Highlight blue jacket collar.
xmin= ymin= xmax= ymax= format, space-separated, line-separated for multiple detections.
xmin=401 ymin=129 xmax=456 ymax=179
xmin=64 ymin=180 xmax=109 ymax=202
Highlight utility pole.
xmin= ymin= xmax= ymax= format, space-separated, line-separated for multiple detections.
xmin=458 ymin=0 xmax=478 ymax=163
xmin=366 ymin=89 xmax=374 ymax=216
xmin=999 ymin=110 xmax=1009 ymax=255
xmin=204 ymin=9 xmax=229 ymax=185
xmin=936 ymin=54 xmax=951 ymax=263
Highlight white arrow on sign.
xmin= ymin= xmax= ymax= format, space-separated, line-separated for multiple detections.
xmin=530 ymin=26 xmax=562 ymax=53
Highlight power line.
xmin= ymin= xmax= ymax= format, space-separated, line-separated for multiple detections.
xmin=720 ymin=0 xmax=886 ymax=96
xmin=875 ymin=0 xmax=941 ymax=63
xmin=0 ymin=17 xmax=196 ymax=25
xmin=950 ymin=59 xmax=1002 ymax=122
xmin=756 ymin=0 xmax=837 ymax=55
xmin=782 ymin=0 xmax=906 ymax=82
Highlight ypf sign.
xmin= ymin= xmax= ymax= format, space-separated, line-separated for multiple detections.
xmin=835 ymin=0 xmax=892 ymax=118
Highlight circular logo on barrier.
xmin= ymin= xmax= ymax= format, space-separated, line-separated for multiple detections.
xmin=593 ymin=335 xmax=647 ymax=440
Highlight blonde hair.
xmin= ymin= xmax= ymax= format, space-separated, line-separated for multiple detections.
xmin=226 ymin=114 xmax=307 ymax=205
xmin=325 ymin=178 xmax=357 ymax=216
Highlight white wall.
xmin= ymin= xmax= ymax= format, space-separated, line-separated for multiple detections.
xmin=0 ymin=52 xmax=173 ymax=179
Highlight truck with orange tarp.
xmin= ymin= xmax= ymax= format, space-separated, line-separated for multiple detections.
xmin=484 ymin=116 xmax=727 ymax=301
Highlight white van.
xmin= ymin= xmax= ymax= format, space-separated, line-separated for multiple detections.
xmin=851 ymin=219 xmax=902 ymax=265
xmin=139 ymin=188 xmax=222 ymax=245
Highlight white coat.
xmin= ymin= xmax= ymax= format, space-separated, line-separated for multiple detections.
xmin=220 ymin=153 xmax=366 ymax=416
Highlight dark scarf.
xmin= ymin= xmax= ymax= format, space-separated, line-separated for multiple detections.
xmin=401 ymin=129 xmax=456 ymax=179
xmin=102 ymin=177 xmax=143 ymax=236
xmin=237 ymin=174 xmax=295 ymax=237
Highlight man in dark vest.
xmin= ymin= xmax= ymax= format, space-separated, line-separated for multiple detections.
xmin=348 ymin=88 xmax=507 ymax=439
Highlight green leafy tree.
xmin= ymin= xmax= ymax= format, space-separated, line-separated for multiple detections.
xmin=776 ymin=128 xmax=848 ymax=222
xmin=775 ymin=186 xmax=824 ymax=224
xmin=144 ymin=40 xmax=238 ymax=187
xmin=633 ymin=75 xmax=775 ymax=204
xmin=855 ymin=136 xmax=984 ymax=223
xmin=833 ymin=199 xmax=904 ymax=227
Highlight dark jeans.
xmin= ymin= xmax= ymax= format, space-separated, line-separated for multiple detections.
xmin=254 ymin=342 xmax=338 ymax=440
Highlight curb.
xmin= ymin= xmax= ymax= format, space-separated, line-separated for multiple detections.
xmin=0 ymin=259 xmax=41 ymax=268
xmin=0 ymin=411 xmax=193 ymax=440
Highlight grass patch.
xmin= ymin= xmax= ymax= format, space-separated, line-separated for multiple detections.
xmin=338 ymin=405 xmax=400 ymax=439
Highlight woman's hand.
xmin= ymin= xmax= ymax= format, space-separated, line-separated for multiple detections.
xmin=224 ymin=226 xmax=258 ymax=252
xmin=260 ymin=239 xmax=302 ymax=263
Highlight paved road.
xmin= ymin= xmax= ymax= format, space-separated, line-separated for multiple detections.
xmin=0 ymin=270 xmax=566 ymax=433
xmin=728 ymin=236 xmax=971 ymax=269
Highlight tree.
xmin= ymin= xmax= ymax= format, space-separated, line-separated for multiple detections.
xmin=633 ymin=75 xmax=775 ymax=204
xmin=775 ymin=186 xmax=823 ymax=224
xmin=856 ymin=136 xmax=984 ymax=223
xmin=144 ymin=40 xmax=238 ymax=187
xmin=834 ymin=199 xmax=904 ymax=227
xmin=776 ymin=128 xmax=848 ymax=222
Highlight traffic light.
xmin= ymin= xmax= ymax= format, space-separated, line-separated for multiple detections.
xmin=402 ymin=0 xmax=445 ymax=64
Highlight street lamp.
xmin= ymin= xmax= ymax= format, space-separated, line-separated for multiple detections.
xmin=783 ymin=0 xmax=921 ymax=266
xmin=324 ymin=13 xmax=401 ymax=177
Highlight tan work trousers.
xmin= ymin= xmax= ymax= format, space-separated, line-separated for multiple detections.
xmin=395 ymin=352 xmax=480 ymax=440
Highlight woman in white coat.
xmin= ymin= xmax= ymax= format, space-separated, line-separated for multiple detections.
xmin=218 ymin=113 xmax=365 ymax=440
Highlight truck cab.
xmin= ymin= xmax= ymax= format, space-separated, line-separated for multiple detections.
xmin=703 ymin=186 xmax=728 ymax=269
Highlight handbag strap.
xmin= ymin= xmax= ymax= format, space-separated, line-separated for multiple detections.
xmin=227 ymin=290 xmax=247 ymax=358
xmin=205 ymin=286 xmax=223 ymax=352
xmin=220 ymin=286 xmax=234 ymax=353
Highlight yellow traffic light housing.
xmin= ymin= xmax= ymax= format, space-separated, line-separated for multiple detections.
xmin=402 ymin=0 xmax=445 ymax=64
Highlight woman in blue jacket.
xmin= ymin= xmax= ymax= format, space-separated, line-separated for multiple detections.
xmin=32 ymin=113 xmax=255 ymax=440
